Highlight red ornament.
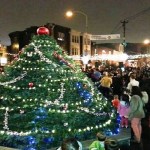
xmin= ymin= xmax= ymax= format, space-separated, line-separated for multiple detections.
xmin=28 ymin=82 xmax=34 ymax=88
xmin=37 ymin=27 xmax=50 ymax=35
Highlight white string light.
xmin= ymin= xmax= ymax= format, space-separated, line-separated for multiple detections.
xmin=33 ymin=45 xmax=58 ymax=68
xmin=0 ymin=119 xmax=108 ymax=136
xmin=5 ymin=51 xmax=150 ymax=60
xmin=128 ymin=54 xmax=150 ymax=59
xmin=0 ymin=72 xmax=27 ymax=86
xmin=45 ymin=82 xmax=66 ymax=106
xmin=3 ymin=107 xmax=9 ymax=131
xmin=0 ymin=39 xmax=115 ymax=139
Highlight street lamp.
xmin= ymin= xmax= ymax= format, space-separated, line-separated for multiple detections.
xmin=66 ymin=10 xmax=88 ymax=33
xmin=65 ymin=10 xmax=89 ymax=55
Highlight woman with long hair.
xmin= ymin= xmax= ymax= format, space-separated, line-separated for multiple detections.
xmin=129 ymin=86 xmax=145 ymax=143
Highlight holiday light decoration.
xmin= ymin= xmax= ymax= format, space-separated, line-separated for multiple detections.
xmin=0 ymin=72 xmax=27 ymax=85
xmin=0 ymin=29 xmax=118 ymax=149
xmin=34 ymin=46 xmax=58 ymax=68
xmin=3 ymin=107 xmax=9 ymax=131
xmin=53 ymin=51 xmax=75 ymax=70
xmin=5 ymin=51 xmax=150 ymax=63
xmin=45 ymin=82 xmax=65 ymax=106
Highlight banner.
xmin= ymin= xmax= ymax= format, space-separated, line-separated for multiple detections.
xmin=90 ymin=34 xmax=120 ymax=40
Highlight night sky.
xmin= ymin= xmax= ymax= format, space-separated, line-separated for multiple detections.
xmin=0 ymin=0 xmax=150 ymax=46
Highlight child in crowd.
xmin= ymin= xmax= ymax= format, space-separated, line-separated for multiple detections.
xmin=89 ymin=132 xmax=119 ymax=150
xmin=112 ymin=95 xmax=120 ymax=109
xmin=89 ymin=132 xmax=106 ymax=150
xmin=118 ymin=94 xmax=130 ymax=128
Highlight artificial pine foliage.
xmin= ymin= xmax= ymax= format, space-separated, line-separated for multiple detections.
xmin=0 ymin=27 xmax=118 ymax=149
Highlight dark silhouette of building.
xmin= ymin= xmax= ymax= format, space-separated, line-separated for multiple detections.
xmin=9 ymin=23 xmax=71 ymax=55
xmin=8 ymin=24 xmax=147 ymax=62
xmin=46 ymin=23 xmax=70 ymax=54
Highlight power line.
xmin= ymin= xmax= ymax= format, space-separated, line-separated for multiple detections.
xmin=111 ymin=6 xmax=150 ymax=34
xmin=111 ymin=22 xmax=122 ymax=34
xmin=125 ymin=6 xmax=150 ymax=21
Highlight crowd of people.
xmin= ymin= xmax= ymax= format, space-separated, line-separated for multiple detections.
xmin=57 ymin=133 xmax=120 ymax=150
xmin=86 ymin=65 xmax=150 ymax=109
xmin=87 ymin=65 xmax=150 ymax=149
xmin=56 ymin=65 xmax=150 ymax=150
xmin=1 ymin=62 xmax=149 ymax=149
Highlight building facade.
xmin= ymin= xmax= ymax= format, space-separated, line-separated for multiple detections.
xmin=8 ymin=23 xmax=91 ymax=57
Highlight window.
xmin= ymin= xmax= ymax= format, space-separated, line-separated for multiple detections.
xmin=72 ymin=35 xmax=75 ymax=42
xmin=72 ymin=47 xmax=79 ymax=55
xmin=58 ymin=32 xmax=65 ymax=41
xmin=76 ymin=36 xmax=79 ymax=43
xmin=72 ymin=35 xmax=79 ymax=43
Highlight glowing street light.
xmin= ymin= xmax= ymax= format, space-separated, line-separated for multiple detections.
xmin=65 ymin=10 xmax=89 ymax=55
xmin=65 ymin=10 xmax=88 ymax=33
xmin=66 ymin=11 xmax=73 ymax=17
xmin=144 ymin=39 xmax=150 ymax=44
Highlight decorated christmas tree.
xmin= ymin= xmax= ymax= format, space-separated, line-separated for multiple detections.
xmin=0 ymin=27 xmax=119 ymax=150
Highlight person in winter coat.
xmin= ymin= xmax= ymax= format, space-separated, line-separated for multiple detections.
xmin=91 ymin=68 xmax=101 ymax=82
xmin=112 ymin=73 xmax=123 ymax=99
xmin=118 ymin=94 xmax=130 ymax=128
xmin=127 ymin=73 xmax=139 ymax=93
xmin=128 ymin=86 xmax=145 ymax=143
xmin=89 ymin=132 xmax=106 ymax=150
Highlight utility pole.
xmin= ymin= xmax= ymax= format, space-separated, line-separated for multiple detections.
xmin=121 ymin=20 xmax=128 ymax=49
